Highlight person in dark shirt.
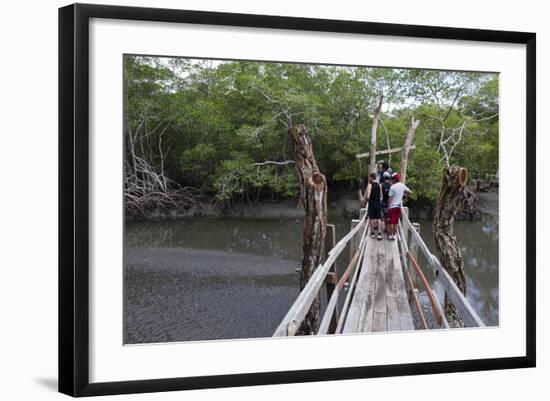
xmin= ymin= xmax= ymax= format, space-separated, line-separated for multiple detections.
xmin=365 ymin=172 xmax=383 ymax=240
xmin=376 ymin=160 xmax=390 ymax=183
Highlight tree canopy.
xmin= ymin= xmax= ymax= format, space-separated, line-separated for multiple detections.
xmin=124 ymin=56 xmax=499 ymax=209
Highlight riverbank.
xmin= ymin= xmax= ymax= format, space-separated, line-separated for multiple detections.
xmin=127 ymin=190 xmax=363 ymax=221
xmin=128 ymin=189 xmax=498 ymax=222
xmin=135 ymin=198 xmax=305 ymax=220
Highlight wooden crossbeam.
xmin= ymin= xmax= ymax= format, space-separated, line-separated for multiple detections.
xmin=356 ymin=145 xmax=416 ymax=160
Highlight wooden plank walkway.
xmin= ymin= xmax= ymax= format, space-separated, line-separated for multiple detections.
xmin=273 ymin=207 xmax=484 ymax=338
xmin=342 ymin=232 xmax=414 ymax=333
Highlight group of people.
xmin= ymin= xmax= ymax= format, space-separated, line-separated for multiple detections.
xmin=359 ymin=160 xmax=411 ymax=241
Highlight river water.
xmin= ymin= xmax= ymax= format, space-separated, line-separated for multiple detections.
xmin=124 ymin=210 xmax=498 ymax=344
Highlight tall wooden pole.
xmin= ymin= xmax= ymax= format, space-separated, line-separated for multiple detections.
xmin=289 ymin=124 xmax=328 ymax=335
xmin=400 ymin=116 xmax=420 ymax=185
xmin=433 ymin=166 xmax=468 ymax=327
xmin=369 ymin=94 xmax=383 ymax=175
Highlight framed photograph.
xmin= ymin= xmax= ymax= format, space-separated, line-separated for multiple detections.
xmin=58 ymin=3 xmax=536 ymax=397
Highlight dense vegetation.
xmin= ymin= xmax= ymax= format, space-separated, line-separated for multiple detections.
xmin=124 ymin=56 xmax=498 ymax=211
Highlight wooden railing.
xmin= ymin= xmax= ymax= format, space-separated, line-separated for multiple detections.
xmin=320 ymin=219 xmax=369 ymax=335
xmin=398 ymin=209 xmax=485 ymax=328
xmin=273 ymin=205 xmax=484 ymax=337
xmin=273 ymin=210 xmax=368 ymax=336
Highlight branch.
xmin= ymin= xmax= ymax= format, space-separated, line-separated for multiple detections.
xmin=251 ymin=160 xmax=296 ymax=167
xmin=442 ymin=86 xmax=464 ymax=121
xmin=470 ymin=112 xmax=499 ymax=123
xmin=378 ymin=117 xmax=392 ymax=163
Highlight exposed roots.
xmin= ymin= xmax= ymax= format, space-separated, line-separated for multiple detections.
xmin=125 ymin=156 xmax=201 ymax=217
xmin=125 ymin=187 xmax=202 ymax=217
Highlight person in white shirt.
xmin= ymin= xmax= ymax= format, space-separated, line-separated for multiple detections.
xmin=386 ymin=172 xmax=412 ymax=240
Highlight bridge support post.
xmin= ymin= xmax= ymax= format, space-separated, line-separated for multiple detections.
xmin=410 ymin=223 xmax=421 ymax=251
xmin=410 ymin=222 xmax=421 ymax=288
xmin=350 ymin=218 xmax=360 ymax=261
xmin=401 ymin=206 xmax=410 ymax=238
xmin=324 ymin=224 xmax=339 ymax=333
xmin=350 ymin=208 xmax=367 ymax=261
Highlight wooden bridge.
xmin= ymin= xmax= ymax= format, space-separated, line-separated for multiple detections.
xmin=273 ymin=207 xmax=485 ymax=337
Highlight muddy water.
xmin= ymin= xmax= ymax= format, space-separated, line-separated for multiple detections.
xmin=124 ymin=212 xmax=498 ymax=343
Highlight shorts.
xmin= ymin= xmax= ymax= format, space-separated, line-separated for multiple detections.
xmin=381 ymin=202 xmax=388 ymax=217
xmin=367 ymin=202 xmax=382 ymax=219
xmin=387 ymin=207 xmax=401 ymax=225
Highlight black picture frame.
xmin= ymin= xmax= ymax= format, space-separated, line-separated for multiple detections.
xmin=59 ymin=3 xmax=536 ymax=397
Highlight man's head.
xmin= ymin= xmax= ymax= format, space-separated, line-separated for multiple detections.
xmin=391 ymin=172 xmax=400 ymax=182
xmin=383 ymin=171 xmax=391 ymax=182
xmin=369 ymin=172 xmax=377 ymax=182
xmin=377 ymin=160 xmax=389 ymax=171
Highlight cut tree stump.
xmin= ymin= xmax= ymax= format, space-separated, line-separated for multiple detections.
xmin=433 ymin=166 xmax=468 ymax=327
xmin=288 ymin=124 xmax=328 ymax=335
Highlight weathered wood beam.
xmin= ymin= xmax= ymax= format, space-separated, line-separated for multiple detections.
xmin=407 ymin=252 xmax=443 ymax=326
xmin=402 ymin=212 xmax=437 ymax=273
xmin=401 ymin=116 xmax=420 ymax=185
xmin=433 ymin=257 xmax=485 ymax=327
xmin=369 ymin=94 xmax=384 ymax=174
xmin=324 ymin=224 xmax=338 ymax=333
xmin=273 ymin=214 xmax=368 ymax=336
xmin=356 ymin=145 xmax=416 ymax=160
xmin=401 ymin=210 xmax=481 ymax=328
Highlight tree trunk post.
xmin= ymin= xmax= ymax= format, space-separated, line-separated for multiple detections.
xmin=369 ymin=94 xmax=383 ymax=175
xmin=400 ymin=116 xmax=420 ymax=185
xmin=433 ymin=166 xmax=468 ymax=327
xmin=288 ymin=124 xmax=328 ymax=335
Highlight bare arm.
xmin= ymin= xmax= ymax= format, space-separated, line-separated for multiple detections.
xmin=387 ymin=186 xmax=394 ymax=208
xmin=360 ymin=183 xmax=372 ymax=208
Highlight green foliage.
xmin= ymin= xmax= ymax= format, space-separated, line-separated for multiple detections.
xmin=124 ymin=55 xmax=499 ymax=206
xmin=213 ymin=156 xmax=298 ymax=205
xmin=179 ymin=143 xmax=217 ymax=187
xmin=405 ymin=141 xmax=444 ymax=202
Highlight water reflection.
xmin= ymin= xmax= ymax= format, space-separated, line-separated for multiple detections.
xmin=417 ymin=215 xmax=499 ymax=327
xmin=126 ymin=218 xmax=305 ymax=261
xmin=126 ymin=215 xmax=352 ymax=262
